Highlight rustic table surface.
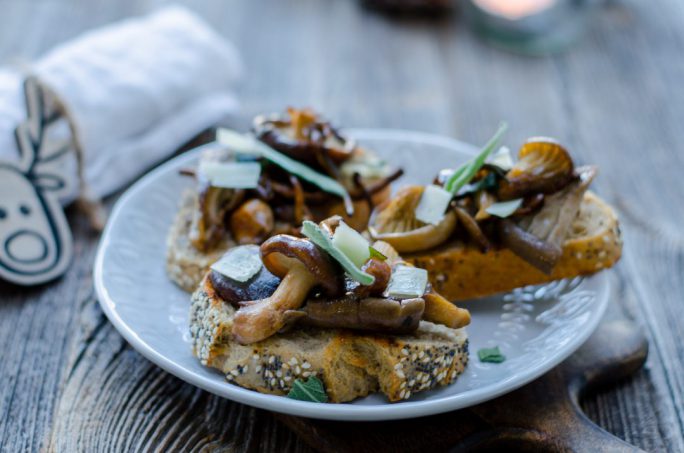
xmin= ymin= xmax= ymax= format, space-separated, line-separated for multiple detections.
xmin=1 ymin=0 xmax=683 ymax=451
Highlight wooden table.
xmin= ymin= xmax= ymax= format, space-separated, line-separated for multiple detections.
xmin=1 ymin=0 xmax=682 ymax=451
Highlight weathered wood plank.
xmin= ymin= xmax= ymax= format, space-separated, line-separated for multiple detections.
xmin=1 ymin=0 xmax=683 ymax=451
xmin=44 ymin=295 xmax=311 ymax=453
xmin=0 ymin=209 xmax=93 ymax=453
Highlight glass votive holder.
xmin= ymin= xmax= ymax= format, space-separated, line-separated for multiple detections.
xmin=463 ymin=0 xmax=600 ymax=55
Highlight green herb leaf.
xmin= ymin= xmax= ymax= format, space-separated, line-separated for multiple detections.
xmin=301 ymin=221 xmax=375 ymax=286
xmin=485 ymin=198 xmax=523 ymax=218
xmin=217 ymin=129 xmax=354 ymax=214
xmin=478 ymin=346 xmax=506 ymax=363
xmin=455 ymin=172 xmax=499 ymax=197
xmin=445 ymin=122 xmax=508 ymax=194
xmin=287 ymin=376 xmax=329 ymax=403
xmin=369 ymin=246 xmax=387 ymax=261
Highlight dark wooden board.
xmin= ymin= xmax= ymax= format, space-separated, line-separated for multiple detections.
xmin=278 ymin=315 xmax=648 ymax=452
xmin=1 ymin=0 xmax=684 ymax=451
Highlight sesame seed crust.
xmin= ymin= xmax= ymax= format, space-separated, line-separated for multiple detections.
xmin=189 ymin=278 xmax=469 ymax=403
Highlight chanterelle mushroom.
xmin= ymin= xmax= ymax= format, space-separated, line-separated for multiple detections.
xmin=232 ymin=235 xmax=342 ymax=344
xmin=369 ymin=185 xmax=457 ymax=253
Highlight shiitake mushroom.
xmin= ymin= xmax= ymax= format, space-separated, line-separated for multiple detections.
xmin=190 ymin=181 xmax=244 ymax=252
xmin=210 ymin=266 xmax=280 ymax=307
xmin=232 ymin=234 xmax=344 ymax=344
xmin=209 ymin=245 xmax=280 ymax=306
xmin=230 ymin=199 xmax=275 ymax=245
xmin=253 ymin=108 xmax=355 ymax=167
xmin=295 ymin=296 xmax=425 ymax=334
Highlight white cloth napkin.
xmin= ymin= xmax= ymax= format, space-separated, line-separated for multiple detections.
xmin=0 ymin=6 xmax=242 ymax=202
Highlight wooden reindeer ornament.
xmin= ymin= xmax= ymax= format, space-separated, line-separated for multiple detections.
xmin=0 ymin=76 xmax=74 ymax=285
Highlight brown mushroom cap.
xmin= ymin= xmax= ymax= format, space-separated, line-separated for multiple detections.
xmin=369 ymin=185 xmax=458 ymax=253
xmin=209 ymin=267 xmax=280 ymax=307
xmin=190 ymin=181 xmax=244 ymax=251
xmin=253 ymin=110 xmax=354 ymax=166
xmin=229 ymin=198 xmax=275 ymax=245
xmin=208 ymin=245 xmax=281 ymax=306
xmin=259 ymin=234 xmax=343 ymax=296
xmin=298 ymin=296 xmax=424 ymax=334
xmin=498 ymin=138 xmax=575 ymax=200
xmin=353 ymin=258 xmax=392 ymax=298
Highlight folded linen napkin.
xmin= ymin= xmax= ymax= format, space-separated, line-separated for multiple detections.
xmin=0 ymin=5 xmax=242 ymax=202
xmin=0 ymin=6 xmax=242 ymax=285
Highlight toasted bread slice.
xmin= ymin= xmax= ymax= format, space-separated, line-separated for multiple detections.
xmin=190 ymin=277 xmax=468 ymax=403
xmin=407 ymin=191 xmax=622 ymax=301
xmin=166 ymin=190 xmax=235 ymax=292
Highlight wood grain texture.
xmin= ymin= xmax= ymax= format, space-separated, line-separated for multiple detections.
xmin=1 ymin=0 xmax=683 ymax=451
xmin=278 ymin=309 xmax=648 ymax=452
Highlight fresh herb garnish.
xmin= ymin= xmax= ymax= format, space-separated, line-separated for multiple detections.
xmin=455 ymin=172 xmax=498 ymax=197
xmin=287 ymin=376 xmax=328 ymax=403
xmin=445 ymin=123 xmax=508 ymax=195
xmin=301 ymin=221 xmax=375 ymax=286
xmin=477 ymin=346 xmax=506 ymax=363
xmin=485 ymin=198 xmax=523 ymax=218
xmin=217 ymin=129 xmax=354 ymax=214
xmin=369 ymin=246 xmax=387 ymax=261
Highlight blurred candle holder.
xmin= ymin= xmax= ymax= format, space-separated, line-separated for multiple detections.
xmin=464 ymin=0 xmax=600 ymax=55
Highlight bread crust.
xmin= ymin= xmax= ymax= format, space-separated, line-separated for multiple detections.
xmin=166 ymin=190 xmax=235 ymax=292
xmin=190 ymin=278 xmax=468 ymax=403
xmin=407 ymin=191 xmax=622 ymax=301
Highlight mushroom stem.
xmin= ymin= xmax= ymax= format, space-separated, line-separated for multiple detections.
xmin=422 ymin=291 xmax=471 ymax=329
xmin=271 ymin=265 xmax=317 ymax=310
xmin=232 ymin=263 xmax=316 ymax=344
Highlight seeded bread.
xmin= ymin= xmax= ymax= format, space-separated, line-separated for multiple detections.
xmin=190 ymin=277 xmax=469 ymax=403
xmin=407 ymin=191 xmax=622 ymax=301
xmin=166 ymin=190 xmax=236 ymax=292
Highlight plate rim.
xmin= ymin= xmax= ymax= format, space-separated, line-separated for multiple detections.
xmin=94 ymin=128 xmax=610 ymax=421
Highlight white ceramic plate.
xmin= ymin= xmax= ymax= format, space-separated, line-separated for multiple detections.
xmin=94 ymin=129 xmax=609 ymax=421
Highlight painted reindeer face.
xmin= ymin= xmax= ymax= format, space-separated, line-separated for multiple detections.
xmin=0 ymin=77 xmax=73 ymax=285
xmin=0 ymin=166 xmax=66 ymax=276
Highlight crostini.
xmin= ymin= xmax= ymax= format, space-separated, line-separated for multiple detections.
xmin=190 ymin=217 xmax=470 ymax=403
xmin=167 ymin=108 xmax=401 ymax=291
xmin=368 ymin=124 xmax=622 ymax=301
